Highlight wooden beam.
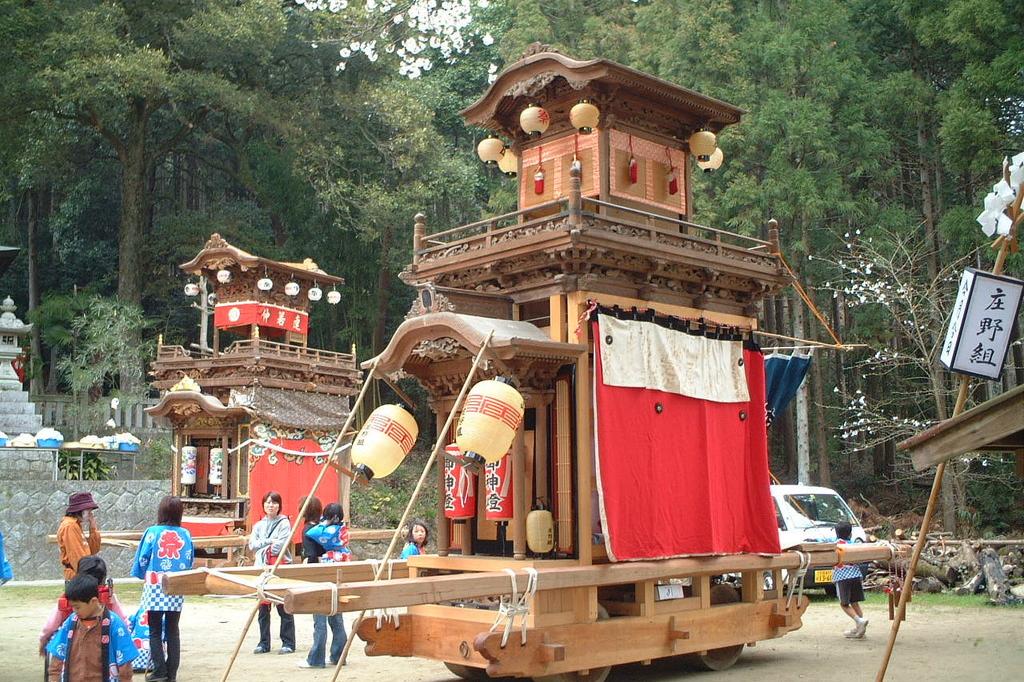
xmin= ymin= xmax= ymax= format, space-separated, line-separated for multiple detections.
xmin=163 ymin=560 xmax=410 ymax=596
xmin=283 ymin=544 xmax=895 ymax=615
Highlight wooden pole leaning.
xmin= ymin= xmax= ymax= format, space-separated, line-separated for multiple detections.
xmin=218 ymin=360 xmax=380 ymax=682
xmin=331 ymin=329 xmax=496 ymax=680
xmin=875 ymin=227 xmax=1015 ymax=681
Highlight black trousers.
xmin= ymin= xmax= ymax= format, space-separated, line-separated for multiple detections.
xmin=258 ymin=602 xmax=295 ymax=649
xmin=149 ymin=610 xmax=181 ymax=680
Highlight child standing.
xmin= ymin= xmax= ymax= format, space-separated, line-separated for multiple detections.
xmin=45 ymin=574 xmax=139 ymax=681
xmin=298 ymin=501 xmax=348 ymax=669
xmin=833 ymin=521 xmax=868 ymax=639
xmin=130 ymin=496 xmax=194 ymax=682
xmin=250 ymin=490 xmax=296 ymax=655
xmin=399 ymin=519 xmax=430 ymax=559
xmin=40 ymin=555 xmax=129 ymax=656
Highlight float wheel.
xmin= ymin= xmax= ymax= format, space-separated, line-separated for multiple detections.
xmin=682 ymin=584 xmax=744 ymax=671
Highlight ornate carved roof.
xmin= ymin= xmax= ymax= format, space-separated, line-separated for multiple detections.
xmin=462 ymin=52 xmax=744 ymax=141
xmin=146 ymin=387 xmax=351 ymax=430
xmin=180 ymin=233 xmax=343 ymax=284
xmin=364 ymin=312 xmax=585 ymax=377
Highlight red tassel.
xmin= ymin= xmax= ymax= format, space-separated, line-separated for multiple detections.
xmin=534 ymin=167 xmax=545 ymax=195
xmin=667 ymin=169 xmax=678 ymax=195
xmin=628 ymin=157 xmax=638 ymax=184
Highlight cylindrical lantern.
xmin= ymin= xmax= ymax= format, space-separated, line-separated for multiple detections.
xmin=351 ymin=404 xmax=419 ymax=482
xmin=180 ymin=446 xmax=198 ymax=485
xmin=443 ymin=444 xmax=477 ymax=520
xmin=697 ymin=147 xmax=724 ymax=173
xmin=209 ymin=447 xmax=224 ymax=486
xmin=497 ymin=148 xmax=518 ymax=177
xmin=308 ymin=286 xmax=323 ymax=301
xmin=484 ymin=454 xmax=513 ymax=521
xmin=534 ymin=166 xmax=545 ymax=194
xmin=519 ymin=104 xmax=550 ymax=137
xmin=327 ymin=290 xmax=341 ymax=305
xmin=628 ymin=156 xmax=638 ymax=184
xmin=455 ymin=378 xmax=525 ymax=469
xmin=257 ymin=277 xmax=273 ymax=291
xmin=527 ymin=508 xmax=554 ymax=553
xmin=216 ymin=269 xmax=232 ymax=283
xmin=184 ymin=283 xmax=200 ymax=297
xmin=667 ymin=168 xmax=679 ymax=195
xmin=570 ymin=100 xmax=600 ymax=134
xmin=688 ymin=129 xmax=717 ymax=162
xmin=285 ymin=281 xmax=300 ymax=296
xmin=476 ymin=136 xmax=505 ymax=165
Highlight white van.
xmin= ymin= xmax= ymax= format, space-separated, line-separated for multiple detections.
xmin=770 ymin=484 xmax=866 ymax=590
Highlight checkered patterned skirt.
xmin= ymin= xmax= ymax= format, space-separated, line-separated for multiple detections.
xmin=140 ymin=570 xmax=184 ymax=612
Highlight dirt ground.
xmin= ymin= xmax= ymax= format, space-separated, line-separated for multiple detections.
xmin=6 ymin=589 xmax=1022 ymax=681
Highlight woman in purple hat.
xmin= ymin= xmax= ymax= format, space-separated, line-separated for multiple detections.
xmin=57 ymin=492 xmax=102 ymax=582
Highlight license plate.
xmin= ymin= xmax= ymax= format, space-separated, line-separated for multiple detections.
xmin=814 ymin=569 xmax=833 ymax=583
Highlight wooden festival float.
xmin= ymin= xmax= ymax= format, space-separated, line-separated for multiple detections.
xmin=145 ymin=235 xmax=361 ymax=555
xmin=165 ymin=49 xmax=898 ymax=680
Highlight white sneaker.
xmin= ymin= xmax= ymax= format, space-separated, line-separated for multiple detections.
xmin=843 ymin=627 xmax=859 ymax=638
xmin=854 ymin=618 xmax=869 ymax=638
xmin=297 ymin=661 xmax=324 ymax=669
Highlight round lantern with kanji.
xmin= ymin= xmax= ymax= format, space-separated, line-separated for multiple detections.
xmin=351 ymin=404 xmax=419 ymax=482
xmin=455 ymin=377 xmax=525 ymax=469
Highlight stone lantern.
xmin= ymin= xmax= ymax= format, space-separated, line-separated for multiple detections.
xmin=0 ymin=296 xmax=30 ymax=391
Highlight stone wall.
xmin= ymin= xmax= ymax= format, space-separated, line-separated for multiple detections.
xmin=0 ymin=479 xmax=170 ymax=581
xmin=0 ymin=447 xmax=54 ymax=481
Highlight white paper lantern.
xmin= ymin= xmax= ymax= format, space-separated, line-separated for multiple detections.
xmin=688 ymin=129 xmax=717 ymax=161
xmin=327 ymin=290 xmax=341 ymax=305
xmin=308 ymin=286 xmax=323 ymax=301
xmin=207 ymin=293 xmax=217 ymax=306
xmin=209 ymin=448 xmax=224 ymax=486
xmin=257 ymin=277 xmax=274 ymax=291
xmin=351 ymin=404 xmax=419 ymax=482
xmin=285 ymin=282 xmax=300 ymax=296
xmin=216 ymin=269 xmax=232 ymax=283
xmin=184 ymin=283 xmax=200 ymax=297
xmin=180 ymin=446 xmax=198 ymax=485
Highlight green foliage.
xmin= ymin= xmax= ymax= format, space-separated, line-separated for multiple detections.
xmin=58 ymin=450 xmax=112 ymax=481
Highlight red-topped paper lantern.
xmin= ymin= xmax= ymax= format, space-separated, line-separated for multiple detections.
xmin=443 ymin=444 xmax=477 ymax=520
xmin=456 ymin=378 xmax=525 ymax=469
xmin=483 ymin=453 xmax=513 ymax=521
xmin=351 ymin=404 xmax=418 ymax=482
xmin=520 ymin=104 xmax=550 ymax=137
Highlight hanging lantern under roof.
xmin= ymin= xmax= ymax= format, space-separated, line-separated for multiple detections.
xmin=257 ymin=277 xmax=273 ymax=291
xmin=697 ymin=147 xmax=724 ymax=173
xmin=497 ymin=148 xmax=518 ymax=177
xmin=284 ymin=281 xmax=300 ymax=297
xmin=688 ymin=129 xmax=717 ymax=162
xmin=327 ymin=289 xmax=341 ymax=305
xmin=570 ymin=100 xmax=600 ymax=134
xmin=184 ymin=282 xmax=200 ymax=297
xmin=216 ymin=269 xmax=232 ymax=284
xmin=351 ymin=404 xmax=419 ymax=483
xmin=476 ymin=136 xmax=505 ymax=165
xmin=207 ymin=293 xmax=217 ymax=306
xmin=456 ymin=377 xmax=525 ymax=469
xmin=308 ymin=285 xmax=323 ymax=301
xmin=520 ymin=104 xmax=550 ymax=137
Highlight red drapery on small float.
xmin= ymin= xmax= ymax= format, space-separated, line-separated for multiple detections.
xmin=592 ymin=313 xmax=780 ymax=561
xmin=248 ymin=437 xmax=340 ymax=540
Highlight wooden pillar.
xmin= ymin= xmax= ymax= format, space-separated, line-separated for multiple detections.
xmin=512 ymin=420 xmax=527 ymax=560
xmin=534 ymin=399 xmax=550 ymax=506
xmin=435 ymin=409 xmax=450 ymax=556
xmin=220 ymin=433 xmax=230 ymax=499
xmin=549 ymin=294 xmax=567 ymax=343
xmin=172 ymin=431 xmax=182 ymax=496
xmin=568 ymin=163 xmax=582 ymax=229
xmin=767 ymin=218 xmax=780 ymax=255
xmin=412 ymin=213 xmax=426 ymax=266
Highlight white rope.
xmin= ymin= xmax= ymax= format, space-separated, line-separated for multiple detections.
xmin=785 ymin=551 xmax=811 ymax=610
xmin=489 ymin=568 xmax=539 ymax=648
xmin=227 ymin=439 xmax=351 ymax=458
xmin=366 ymin=560 xmax=402 ymax=630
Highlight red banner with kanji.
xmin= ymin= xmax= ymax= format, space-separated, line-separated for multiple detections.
xmin=247 ymin=438 xmax=339 ymax=539
xmin=214 ymin=302 xmax=308 ymax=334
xmin=592 ymin=319 xmax=780 ymax=560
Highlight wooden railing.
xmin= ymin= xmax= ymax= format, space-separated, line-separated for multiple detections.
xmin=411 ymin=165 xmax=776 ymax=264
xmin=157 ymin=339 xmax=355 ymax=367
xmin=33 ymin=394 xmax=164 ymax=435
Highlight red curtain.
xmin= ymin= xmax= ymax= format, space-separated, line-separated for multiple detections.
xmin=593 ymin=321 xmax=780 ymax=560
xmin=248 ymin=439 xmax=340 ymax=542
